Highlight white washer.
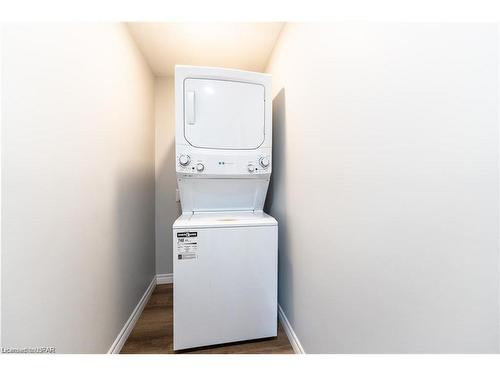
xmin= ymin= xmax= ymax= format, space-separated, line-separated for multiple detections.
xmin=173 ymin=211 xmax=278 ymax=350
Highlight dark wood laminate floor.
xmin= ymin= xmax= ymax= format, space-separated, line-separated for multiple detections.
xmin=120 ymin=284 xmax=294 ymax=354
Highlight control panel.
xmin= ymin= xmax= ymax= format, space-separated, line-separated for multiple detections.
xmin=176 ymin=153 xmax=271 ymax=176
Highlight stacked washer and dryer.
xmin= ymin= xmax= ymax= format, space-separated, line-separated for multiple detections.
xmin=172 ymin=66 xmax=278 ymax=350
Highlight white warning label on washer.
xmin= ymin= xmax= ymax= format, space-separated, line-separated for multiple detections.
xmin=176 ymin=231 xmax=198 ymax=260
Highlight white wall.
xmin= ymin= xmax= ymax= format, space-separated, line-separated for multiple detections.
xmin=155 ymin=77 xmax=181 ymax=275
xmin=1 ymin=24 xmax=155 ymax=353
xmin=265 ymin=23 xmax=499 ymax=353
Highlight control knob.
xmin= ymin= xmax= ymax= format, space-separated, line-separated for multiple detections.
xmin=179 ymin=154 xmax=190 ymax=166
xmin=196 ymin=163 xmax=205 ymax=172
xmin=259 ymin=156 xmax=270 ymax=168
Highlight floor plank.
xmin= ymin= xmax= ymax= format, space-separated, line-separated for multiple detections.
xmin=120 ymin=284 xmax=294 ymax=354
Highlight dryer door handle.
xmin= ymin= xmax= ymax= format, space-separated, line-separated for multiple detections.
xmin=186 ymin=91 xmax=196 ymax=125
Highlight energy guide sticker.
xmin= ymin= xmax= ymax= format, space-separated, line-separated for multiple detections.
xmin=177 ymin=232 xmax=198 ymax=260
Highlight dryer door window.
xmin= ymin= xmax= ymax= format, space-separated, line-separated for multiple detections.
xmin=184 ymin=78 xmax=265 ymax=150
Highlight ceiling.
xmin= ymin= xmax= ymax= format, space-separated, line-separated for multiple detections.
xmin=126 ymin=23 xmax=284 ymax=76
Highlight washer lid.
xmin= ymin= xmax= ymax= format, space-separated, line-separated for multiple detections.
xmin=173 ymin=211 xmax=277 ymax=229
xmin=183 ymin=78 xmax=265 ymax=150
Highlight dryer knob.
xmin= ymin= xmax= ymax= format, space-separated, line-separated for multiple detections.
xmin=259 ymin=156 xmax=270 ymax=168
xmin=179 ymin=154 xmax=190 ymax=166
xmin=196 ymin=163 xmax=205 ymax=172
xmin=247 ymin=163 xmax=255 ymax=173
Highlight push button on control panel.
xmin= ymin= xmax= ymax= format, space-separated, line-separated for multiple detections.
xmin=196 ymin=163 xmax=205 ymax=172
xmin=247 ymin=163 xmax=255 ymax=173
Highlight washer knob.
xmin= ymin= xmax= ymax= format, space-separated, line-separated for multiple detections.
xmin=196 ymin=163 xmax=204 ymax=172
xmin=259 ymin=156 xmax=270 ymax=168
xmin=247 ymin=163 xmax=255 ymax=173
xmin=179 ymin=154 xmax=190 ymax=166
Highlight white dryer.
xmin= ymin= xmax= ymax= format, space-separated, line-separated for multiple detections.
xmin=173 ymin=66 xmax=277 ymax=350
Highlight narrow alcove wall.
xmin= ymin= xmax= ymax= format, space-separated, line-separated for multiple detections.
xmin=265 ymin=23 xmax=499 ymax=353
xmin=2 ymin=23 xmax=156 ymax=353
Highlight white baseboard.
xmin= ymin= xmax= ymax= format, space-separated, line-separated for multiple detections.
xmin=108 ymin=276 xmax=156 ymax=354
xmin=278 ymin=304 xmax=305 ymax=354
xmin=156 ymin=273 xmax=173 ymax=284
